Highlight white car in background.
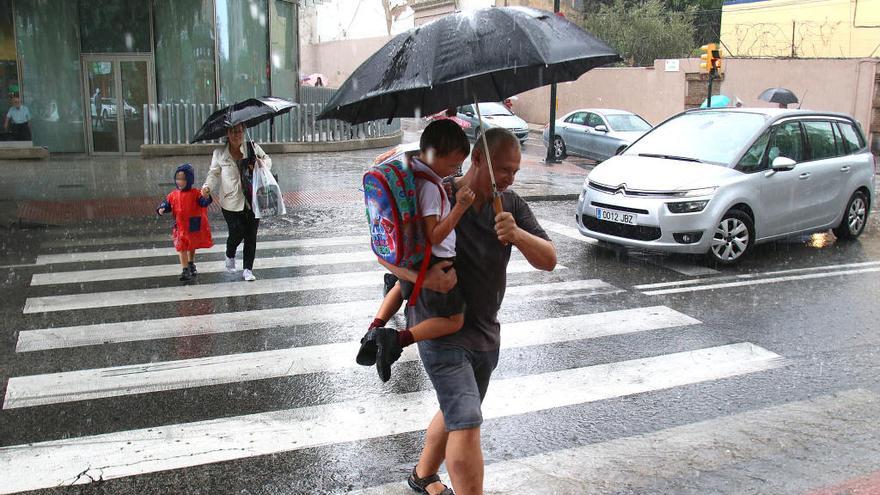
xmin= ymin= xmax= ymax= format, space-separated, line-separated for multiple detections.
xmin=578 ymin=108 xmax=875 ymax=265
xmin=543 ymin=109 xmax=652 ymax=161
xmin=457 ymin=102 xmax=530 ymax=144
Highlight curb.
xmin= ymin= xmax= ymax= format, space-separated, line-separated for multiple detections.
xmin=520 ymin=193 xmax=579 ymax=202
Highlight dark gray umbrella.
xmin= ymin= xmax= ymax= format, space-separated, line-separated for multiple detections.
xmin=191 ymin=96 xmax=296 ymax=143
xmin=758 ymin=87 xmax=799 ymax=105
xmin=316 ymin=7 xmax=620 ymax=124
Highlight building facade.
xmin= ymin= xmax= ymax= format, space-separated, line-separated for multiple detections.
xmin=1 ymin=0 xmax=300 ymax=154
xmin=721 ymin=0 xmax=880 ymax=58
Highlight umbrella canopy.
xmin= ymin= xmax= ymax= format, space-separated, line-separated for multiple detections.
xmin=700 ymin=95 xmax=731 ymax=108
xmin=758 ymin=87 xmax=798 ymax=105
xmin=191 ymin=96 xmax=296 ymax=143
xmin=317 ymin=7 xmax=620 ymax=124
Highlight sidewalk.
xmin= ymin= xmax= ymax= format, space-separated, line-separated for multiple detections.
xmin=0 ymin=123 xmax=587 ymax=227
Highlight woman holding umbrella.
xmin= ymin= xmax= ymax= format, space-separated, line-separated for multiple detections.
xmin=201 ymin=123 xmax=272 ymax=282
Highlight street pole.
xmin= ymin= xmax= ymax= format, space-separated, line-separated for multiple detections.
xmin=706 ymin=70 xmax=714 ymax=109
xmin=545 ymin=0 xmax=561 ymax=164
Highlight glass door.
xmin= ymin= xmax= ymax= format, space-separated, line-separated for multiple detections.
xmin=83 ymin=55 xmax=154 ymax=154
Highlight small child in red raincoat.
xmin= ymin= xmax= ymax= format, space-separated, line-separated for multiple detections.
xmin=157 ymin=163 xmax=214 ymax=281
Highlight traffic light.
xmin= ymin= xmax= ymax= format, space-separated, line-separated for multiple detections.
xmin=700 ymin=43 xmax=723 ymax=74
xmin=700 ymin=43 xmax=716 ymax=73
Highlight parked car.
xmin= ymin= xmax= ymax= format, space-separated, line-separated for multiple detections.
xmin=543 ymin=109 xmax=652 ymax=161
xmin=577 ymin=108 xmax=875 ymax=264
xmin=457 ymin=102 xmax=529 ymax=144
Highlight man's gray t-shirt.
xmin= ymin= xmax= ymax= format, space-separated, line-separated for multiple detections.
xmin=407 ymin=178 xmax=551 ymax=351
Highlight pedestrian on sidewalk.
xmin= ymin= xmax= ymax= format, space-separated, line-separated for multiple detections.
xmin=157 ymin=163 xmax=214 ymax=282
xmin=357 ymin=119 xmax=475 ymax=382
xmin=201 ymin=123 xmax=272 ymax=282
xmin=4 ymin=93 xmax=31 ymax=141
xmin=378 ymin=128 xmax=557 ymax=495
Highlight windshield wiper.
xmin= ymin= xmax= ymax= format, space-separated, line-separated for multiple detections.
xmin=638 ymin=153 xmax=703 ymax=163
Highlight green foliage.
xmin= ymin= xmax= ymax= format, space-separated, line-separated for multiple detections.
xmin=584 ymin=0 xmax=697 ymax=67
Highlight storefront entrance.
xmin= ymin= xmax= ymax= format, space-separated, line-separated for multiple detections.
xmin=82 ymin=55 xmax=155 ymax=154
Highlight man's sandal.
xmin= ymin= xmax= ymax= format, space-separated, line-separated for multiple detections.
xmin=407 ymin=466 xmax=454 ymax=495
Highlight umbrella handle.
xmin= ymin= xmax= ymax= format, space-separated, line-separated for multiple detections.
xmin=473 ymin=94 xmax=508 ymax=246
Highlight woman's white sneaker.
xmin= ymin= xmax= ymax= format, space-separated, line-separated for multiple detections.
xmin=225 ymin=257 xmax=236 ymax=273
xmin=242 ymin=269 xmax=256 ymax=282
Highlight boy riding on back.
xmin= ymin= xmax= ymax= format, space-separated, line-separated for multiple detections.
xmin=357 ymin=119 xmax=475 ymax=381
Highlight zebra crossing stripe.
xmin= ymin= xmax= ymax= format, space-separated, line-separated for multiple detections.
xmin=5 ymin=306 xmax=698 ymax=408
xmin=537 ymin=218 xmax=598 ymax=244
xmin=34 ymin=235 xmax=371 ymax=265
xmin=0 ymin=343 xmax=782 ymax=494
xmin=352 ymin=389 xmax=879 ymax=494
xmin=17 ymin=273 xmax=598 ymax=353
xmin=30 ymin=252 xmax=565 ymax=286
xmin=30 ymin=250 xmax=378 ymax=285
xmin=22 ymin=267 xmax=591 ymax=314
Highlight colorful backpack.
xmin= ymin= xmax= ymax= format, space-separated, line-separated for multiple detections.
xmin=363 ymin=152 xmax=443 ymax=305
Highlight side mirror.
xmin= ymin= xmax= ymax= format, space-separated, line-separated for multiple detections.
xmin=465 ymin=112 xmax=474 ymax=117
xmin=771 ymin=156 xmax=796 ymax=170
xmin=594 ymin=125 xmax=608 ymax=133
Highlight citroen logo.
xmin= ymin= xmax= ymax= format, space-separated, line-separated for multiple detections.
xmin=614 ymin=184 xmax=627 ymax=195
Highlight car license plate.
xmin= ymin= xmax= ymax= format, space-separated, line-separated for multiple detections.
xmin=596 ymin=208 xmax=637 ymax=225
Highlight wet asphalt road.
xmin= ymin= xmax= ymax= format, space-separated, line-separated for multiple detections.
xmin=1 ymin=190 xmax=880 ymax=493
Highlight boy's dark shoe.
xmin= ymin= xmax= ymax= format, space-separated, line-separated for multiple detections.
xmin=375 ymin=327 xmax=403 ymax=382
xmin=383 ymin=273 xmax=398 ymax=296
xmin=356 ymin=328 xmax=378 ymax=366
xmin=179 ymin=267 xmax=193 ymax=282
xmin=188 ymin=262 xmax=197 ymax=276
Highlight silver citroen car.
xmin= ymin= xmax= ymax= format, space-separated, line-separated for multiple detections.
xmin=578 ymin=108 xmax=875 ymax=264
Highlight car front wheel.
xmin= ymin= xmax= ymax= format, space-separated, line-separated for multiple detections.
xmin=833 ymin=190 xmax=869 ymax=240
xmin=551 ymin=136 xmax=566 ymax=160
xmin=708 ymin=209 xmax=753 ymax=265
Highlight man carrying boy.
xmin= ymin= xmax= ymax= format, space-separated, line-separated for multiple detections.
xmin=378 ymin=128 xmax=557 ymax=495
xmin=358 ymin=119 xmax=475 ymax=381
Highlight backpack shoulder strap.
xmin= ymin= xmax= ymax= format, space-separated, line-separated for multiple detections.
xmin=412 ymin=171 xmax=446 ymax=210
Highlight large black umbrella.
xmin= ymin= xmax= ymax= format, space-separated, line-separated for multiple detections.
xmin=758 ymin=87 xmax=799 ymax=106
xmin=317 ymin=7 xmax=620 ymax=124
xmin=191 ymin=96 xmax=296 ymax=143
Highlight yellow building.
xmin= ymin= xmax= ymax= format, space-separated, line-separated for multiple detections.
xmin=720 ymin=0 xmax=880 ymax=58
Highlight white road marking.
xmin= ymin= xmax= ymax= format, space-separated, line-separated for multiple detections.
xmin=22 ymin=260 xmax=558 ymax=314
xmin=634 ymin=260 xmax=880 ymax=290
xmin=352 ymin=389 xmax=878 ymax=495
xmin=643 ymin=266 xmax=880 ymax=296
xmin=31 ymin=250 xmax=377 ymax=285
xmin=0 ymin=343 xmax=782 ymax=494
xmin=34 ymin=235 xmax=371 ymax=265
xmin=6 ymin=306 xmax=698 ymax=408
xmin=30 ymin=252 xmax=566 ymax=286
xmin=537 ymin=218 xmax=597 ymax=244
xmin=17 ymin=275 xmax=599 ymax=354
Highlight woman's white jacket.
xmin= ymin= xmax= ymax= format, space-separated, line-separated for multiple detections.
xmin=203 ymin=142 xmax=272 ymax=212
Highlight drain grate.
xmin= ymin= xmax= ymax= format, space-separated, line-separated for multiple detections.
xmin=58 ymin=184 xmax=85 ymax=189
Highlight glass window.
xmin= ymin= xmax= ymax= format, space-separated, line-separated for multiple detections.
xmin=216 ymin=0 xmax=269 ymax=105
xmin=767 ymin=122 xmax=805 ymax=163
xmin=78 ymin=0 xmax=151 ymax=53
xmin=154 ymin=0 xmax=216 ymax=104
xmin=625 ymin=111 xmax=768 ymax=166
xmin=458 ymin=105 xmax=472 ymax=114
xmin=803 ymin=121 xmax=838 ymax=160
xmin=606 ymin=114 xmax=651 ymax=132
xmin=270 ymin=0 xmax=298 ymax=101
xmin=0 ymin=0 xmax=19 ymax=123
xmin=838 ymin=122 xmax=865 ymax=154
xmin=14 ymin=0 xmax=85 ymax=152
xmin=587 ymin=113 xmax=604 ymax=128
xmin=473 ymin=102 xmax=510 ymax=116
xmin=565 ymin=112 xmax=586 ymax=125
xmin=736 ymin=130 xmax=771 ymax=173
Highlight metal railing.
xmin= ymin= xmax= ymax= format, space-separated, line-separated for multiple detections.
xmin=143 ymin=97 xmax=400 ymax=146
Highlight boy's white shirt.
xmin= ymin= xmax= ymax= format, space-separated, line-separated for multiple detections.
xmin=411 ymin=157 xmax=456 ymax=258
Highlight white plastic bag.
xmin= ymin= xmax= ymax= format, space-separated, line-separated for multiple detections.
xmin=251 ymin=165 xmax=286 ymax=218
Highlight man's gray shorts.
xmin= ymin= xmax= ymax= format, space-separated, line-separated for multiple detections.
xmin=417 ymin=339 xmax=500 ymax=431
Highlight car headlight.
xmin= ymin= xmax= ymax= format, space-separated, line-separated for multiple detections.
xmin=679 ymin=186 xmax=717 ymax=198
xmin=667 ymin=200 xmax=710 ymax=214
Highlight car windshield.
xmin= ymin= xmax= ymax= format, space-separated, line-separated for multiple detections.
xmin=474 ymin=102 xmax=512 ymax=116
xmin=624 ymin=111 xmax=768 ymax=165
xmin=606 ymin=114 xmax=651 ymax=132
